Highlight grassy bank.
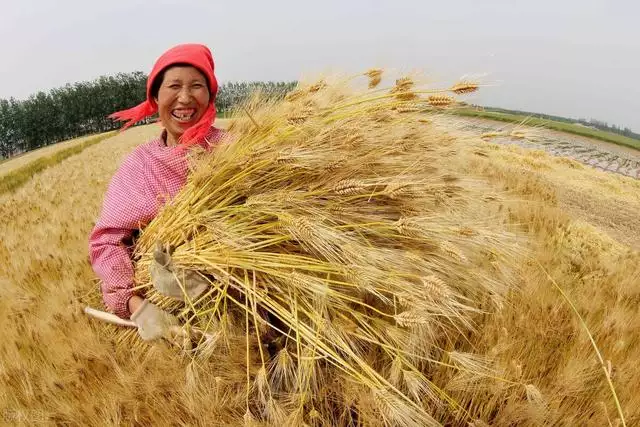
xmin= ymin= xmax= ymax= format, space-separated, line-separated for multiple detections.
xmin=0 ymin=131 xmax=115 ymax=195
xmin=454 ymin=108 xmax=640 ymax=150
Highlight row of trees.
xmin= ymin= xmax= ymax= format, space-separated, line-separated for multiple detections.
xmin=579 ymin=118 xmax=639 ymax=139
xmin=0 ymin=74 xmax=296 ymax=159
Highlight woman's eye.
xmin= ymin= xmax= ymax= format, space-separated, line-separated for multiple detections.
xmin=168 ymin=84 xmax=181 ymax=89
xmin=193 ymin=83 xmax=204 ymax=89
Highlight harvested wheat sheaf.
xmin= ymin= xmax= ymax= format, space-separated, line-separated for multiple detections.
xmin=121 ymin=74 xmax=625 ymax=426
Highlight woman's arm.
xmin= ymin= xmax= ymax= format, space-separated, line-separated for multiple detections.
xmin=89 ymin=223 xmax=139 ymax=319
xmin=89 ymin=149 xmax=155 ymax=319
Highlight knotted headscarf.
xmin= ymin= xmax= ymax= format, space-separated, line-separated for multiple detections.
xmin=109 ymin=43 xmax=219 ymax=146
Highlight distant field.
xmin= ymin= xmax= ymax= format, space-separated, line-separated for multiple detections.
xmin=0 ymin=121 xmax=230 ymax=195
xmin=0 ymin=131 xmax=117 ymax=195
xmin=0 ymin=134 xmax=102 ymax=176
xmin=454 ymin=108 xmax=640 ymax=150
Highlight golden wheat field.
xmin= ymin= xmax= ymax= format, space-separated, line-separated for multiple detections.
xmin=0 ymin=133 xmax=101 ymax=178
xmin=1 ymin=84 xmax=639 ymax=427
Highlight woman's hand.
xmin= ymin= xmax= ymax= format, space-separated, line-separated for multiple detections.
xmin=150 ymin=242 xmax=209 ymax=301
xmin=129 ymin=299 xmax=179 ymax=341
xmin=128 ymin=295 xmax=145 ymax=316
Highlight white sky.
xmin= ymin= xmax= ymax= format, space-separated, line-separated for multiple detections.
xmin=1 ymin=0 xmax=638 ymax=130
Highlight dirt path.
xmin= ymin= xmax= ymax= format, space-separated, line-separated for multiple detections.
xmin=452 ymin=117 xmax=640 ymax=179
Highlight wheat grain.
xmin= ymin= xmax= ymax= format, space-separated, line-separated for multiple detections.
xmin=308 ymin=80 xmax=327 ymax=93
xmin=395 ymin=310 xmax=431 ymax=327
xmin=334 ymin=179 xmax=366 ymax=195
xmin=384 ymin=182 xmax=412 ymax=199
xmin=395 ymin=217 xmax=420 ymax=237
xmin=439 ymin=240 xmax=468 ymax=262
xmin=458 ymin=226 xmax=476 ymax=236
xmin=422 ymin=275 xmax=450 ymax=300
xmin=396 ymin=103 xmax=422 ymax=113
xmin=391 ymin=77 xmax=418 ymax=101
xmin=364 ymin=69 xmax=383 ymax=88
xmin=450 ymin=81 xmax=479 ymax=95
xmin=394 ymin=77 xmax=414 ymax=91
xmin=285 ymin=89 xmax=305 ymax=102
xmin=427 ymin=94 xmax=455 ymax=107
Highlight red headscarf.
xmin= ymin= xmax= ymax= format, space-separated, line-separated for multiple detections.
xmin=109 ymin=43 xmax=219 ymax=146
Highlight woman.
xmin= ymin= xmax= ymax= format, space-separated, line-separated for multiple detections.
xmin=89 ymin=44 xmax=224 ymax=341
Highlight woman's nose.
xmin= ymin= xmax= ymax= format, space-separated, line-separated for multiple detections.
xmin=177 ymin=87 xmax=193 ymax=103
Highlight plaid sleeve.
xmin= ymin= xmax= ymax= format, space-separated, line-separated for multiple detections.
xmin=89 ymin=148 xmax=155 ymax=319
xmin=89 ymin=128 xmax=224 ymax=319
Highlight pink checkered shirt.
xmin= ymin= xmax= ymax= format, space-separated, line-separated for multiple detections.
xmin=89 ymin=127 xmax=225 ymax=319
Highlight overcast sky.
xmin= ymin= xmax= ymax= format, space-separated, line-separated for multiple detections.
xmin=1 ymin=0 xmax=638 ymax=130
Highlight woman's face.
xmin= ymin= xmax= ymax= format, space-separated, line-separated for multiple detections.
xmin=154 ymin=66 xmax=210 ymax=146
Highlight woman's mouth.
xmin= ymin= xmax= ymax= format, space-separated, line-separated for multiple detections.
xmin=172 ymin=108 xmax=196 ymax=123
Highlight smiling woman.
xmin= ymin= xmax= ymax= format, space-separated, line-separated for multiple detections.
xmin=89 ymin=44 xmax=226 ymax=341
xmin=108 ymin=44 xmax=219 ymax=148
xmin=152 ymin=65 xmax=212 ymax=147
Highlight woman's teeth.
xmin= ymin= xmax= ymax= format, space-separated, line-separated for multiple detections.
xmin=172 ymin=109 xmax=196 ymax=122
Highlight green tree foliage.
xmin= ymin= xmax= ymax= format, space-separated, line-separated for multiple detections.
xmin=0 ymin=74 xmax=296 ymax=159
xmin=0 ymin=72 xmax=147 ymax=158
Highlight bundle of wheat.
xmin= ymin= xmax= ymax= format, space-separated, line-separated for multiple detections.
xmin=125 ymin=74 xmax=531 ymax=425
